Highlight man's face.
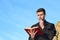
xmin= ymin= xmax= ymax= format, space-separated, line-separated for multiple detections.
xmin=37 ymin=11 xmax=45 ymax=20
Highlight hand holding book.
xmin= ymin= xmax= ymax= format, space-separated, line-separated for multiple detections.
xmin=28 ymin=28 xmax=38 ymax=38
xmin=25 ymin=27 xmax=44 ymax=38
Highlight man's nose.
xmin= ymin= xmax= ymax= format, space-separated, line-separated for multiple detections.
xmin=39 ymin=16 xmax=41 ymax=18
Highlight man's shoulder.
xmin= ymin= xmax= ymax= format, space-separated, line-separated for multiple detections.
xmin=31 ymin=22 xmax=39 ymax=28
xmin=47 ymin=21 xmax=54 ymax=25
xmin=46 ymin=21 xmax=55 ymax=27
xmin=49 ymin=22 xmax=54 ymax=25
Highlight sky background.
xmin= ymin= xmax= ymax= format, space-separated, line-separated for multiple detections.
xmin=0 ymin=0 xmax=60 ymax=40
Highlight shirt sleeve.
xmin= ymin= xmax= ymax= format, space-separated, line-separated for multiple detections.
xmin=47 ymin=24 xmax=56 ymax=40
xmin=28 ymin=36 xmax=32 ymax=40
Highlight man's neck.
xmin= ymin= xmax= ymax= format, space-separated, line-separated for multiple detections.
xmin=39 ymin=20 xmax=45 ymax=30
xmin=39 ymin=19 xmax=44 ymax=23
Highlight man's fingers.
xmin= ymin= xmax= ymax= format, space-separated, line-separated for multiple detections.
xmin=28 ymin=29 xmax=38 ymax=35
xmin=30 ymin=29 xmax=32 ymax=33
xmin=32 ymin=29 xmax=35 ymax=32
xmin=28 ymin=29 xmax=33 ymax=35
xmin=35 ymin=31 xmax=38 ymax=34
xmin=28 ymin=31 xmax=31 ymax=35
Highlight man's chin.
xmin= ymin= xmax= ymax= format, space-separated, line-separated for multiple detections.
xmin=39 ymin=19 xmax=44 ymax=21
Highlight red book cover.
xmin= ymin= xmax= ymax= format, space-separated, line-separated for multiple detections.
xmin=24 ymin=27 xmax=43 ymax=36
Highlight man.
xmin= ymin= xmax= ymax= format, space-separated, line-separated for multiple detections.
xmin=28 ymin=8 xmax=56 ymax=40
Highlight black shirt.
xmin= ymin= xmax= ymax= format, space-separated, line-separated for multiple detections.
xmin=28 ymin=20 xmax=56 ymax=40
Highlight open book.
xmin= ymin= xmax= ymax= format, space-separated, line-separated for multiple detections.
xmin=24 ymin=27 xmax=44 ymax=35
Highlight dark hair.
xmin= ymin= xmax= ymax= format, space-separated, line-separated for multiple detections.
xmin=36 ymin=8 xmax=46 ymax=15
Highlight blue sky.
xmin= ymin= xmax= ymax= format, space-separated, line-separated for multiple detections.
xmin=0 ymin=0 xmax=60 ymax=40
